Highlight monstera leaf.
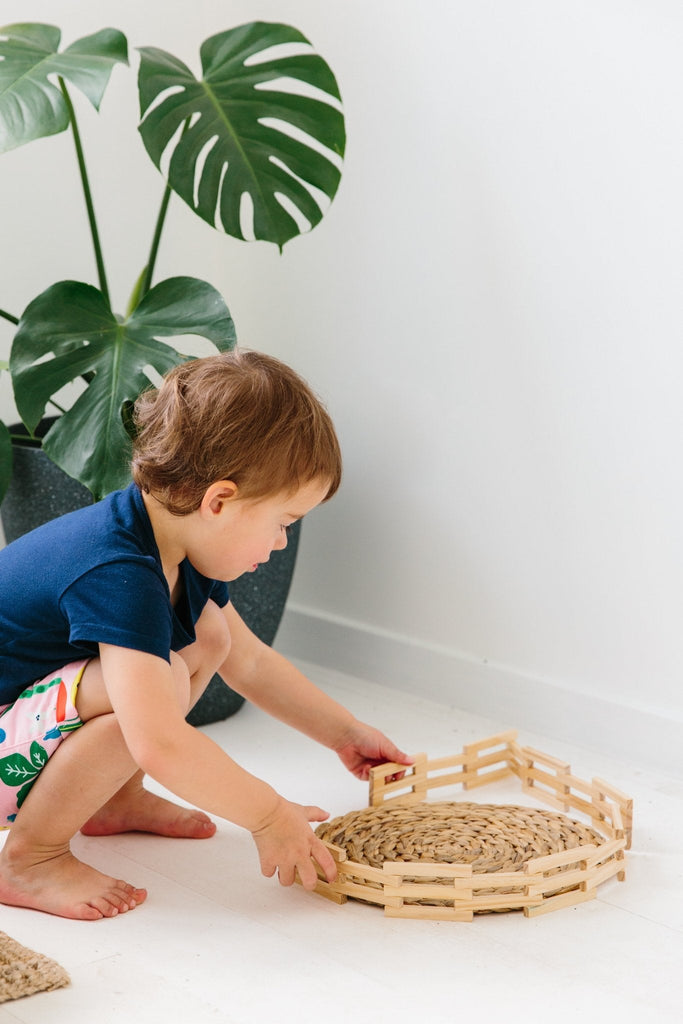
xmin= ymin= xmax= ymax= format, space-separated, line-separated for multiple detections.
xmin=0 ymin=21 xmax=344 ymax=502
xmin=138 ymin=22 xmax=346 ymax=249
xmin=0 ymin=23 xmax=128 ymax=152
xmin=11 ymin=278 xmax=236 ymax=499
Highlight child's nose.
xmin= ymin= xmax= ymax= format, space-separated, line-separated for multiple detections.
xmin=274 ymin=529 xmax=288 ymax=551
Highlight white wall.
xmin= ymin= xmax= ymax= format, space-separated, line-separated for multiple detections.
xmin=2 ymin=1 xmax=682 ymax=772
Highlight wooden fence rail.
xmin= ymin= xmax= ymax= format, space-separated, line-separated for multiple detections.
xmin=305 ymin=730 xmax=632 ymax=921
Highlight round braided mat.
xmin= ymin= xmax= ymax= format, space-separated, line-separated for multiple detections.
xmin=316 ymin=801 xmax=604 ymax=909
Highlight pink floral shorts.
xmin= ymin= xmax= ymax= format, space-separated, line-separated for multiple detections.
xmin=0 ymin=661 xmax=87 ymax=828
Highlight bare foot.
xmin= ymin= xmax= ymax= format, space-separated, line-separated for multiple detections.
xmin=81 ymin=783 xmax=216 ymax=840
xmin=0 ymin=845 xmax=147 ymax=920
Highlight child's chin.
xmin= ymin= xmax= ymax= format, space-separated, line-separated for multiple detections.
xmin=231 ymin=565 xmax=257 ymax=580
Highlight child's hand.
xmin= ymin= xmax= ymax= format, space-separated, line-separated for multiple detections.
xmin=333 ymin=722 xmax=414 ymax=781
xmin=250 ymin=798 xmax=337 ymax=890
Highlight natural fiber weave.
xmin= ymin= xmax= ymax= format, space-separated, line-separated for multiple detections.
xmin=316 ymin=801 xmax=604 ymax=908
xmin=0 ymin=931 xmax=70 ymax=1002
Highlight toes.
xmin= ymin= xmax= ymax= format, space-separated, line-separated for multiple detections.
xmin=86 ymin=883 xmax=147 ymax=918
xmin=113 ymin=882 xmax=147 ymax=910
xmin=190 ymin=810 xmax=216 ymax=833
xmin=195 ymin=818 xmax=217 ymax=838
xmin=170 ymin=811 xmax=216 ymax=839
xmin=75 ymin=903 xmax=105 ymax=921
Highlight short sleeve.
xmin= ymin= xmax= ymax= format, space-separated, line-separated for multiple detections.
xmin=60 ymin=560 xmax=173 ymax=662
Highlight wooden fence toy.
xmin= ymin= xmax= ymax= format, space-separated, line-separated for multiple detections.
xmin=303 ymin=730 xmax=632 ymax=921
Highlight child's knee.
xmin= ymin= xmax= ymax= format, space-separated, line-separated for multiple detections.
xmin=169 ymin=653 xmax=193 ymax=713
xmin=195 ymin=600 xmax=231 ymax=668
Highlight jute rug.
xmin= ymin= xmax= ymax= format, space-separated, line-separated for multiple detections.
xmin=0 ymin=931 xmax=70 ymax=1002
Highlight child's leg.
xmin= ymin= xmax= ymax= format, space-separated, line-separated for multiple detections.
xmin=0 ymin=710 xmax=147 ymax=919
xmin=0 ymin=600 xmax=230 ymax=920
xmin=81 ymin=598 xmax=230 ymax=839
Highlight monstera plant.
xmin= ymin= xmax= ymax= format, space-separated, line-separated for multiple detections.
xmin=0 ymin=21 xmax=345 ymax=501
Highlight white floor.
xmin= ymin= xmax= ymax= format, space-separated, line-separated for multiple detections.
xmin=0 ymin=659 xmax=681 ymax=1024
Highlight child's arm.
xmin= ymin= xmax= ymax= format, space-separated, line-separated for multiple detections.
xmin=218 ymin=602 xmax=414 ymax=780
xmin=98 ymin=642 xmax=337 ymax=890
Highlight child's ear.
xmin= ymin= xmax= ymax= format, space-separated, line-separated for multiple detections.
xmin=200 ymin=481 xmax=239 ymax=517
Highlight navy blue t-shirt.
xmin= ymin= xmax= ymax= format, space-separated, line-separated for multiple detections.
xmin=0 ymin=483 xmax=229 ymax=703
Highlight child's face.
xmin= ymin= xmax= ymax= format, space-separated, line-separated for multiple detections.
xmin=191 ymin=477 xmax=330 ymax=582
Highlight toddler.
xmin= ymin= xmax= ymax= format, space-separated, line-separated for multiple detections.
xmin=0 ymin=350 xmax=411 ymax=920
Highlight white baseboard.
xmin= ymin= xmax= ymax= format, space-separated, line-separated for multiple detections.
xmin=276 ymin=604 xmax=683 ymax=779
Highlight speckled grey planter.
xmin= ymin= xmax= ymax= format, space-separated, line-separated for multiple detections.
xmin=1 ymin=432 xmax=301 ymax=726
xmin=1 ymin=434 xmax=94 ymax=537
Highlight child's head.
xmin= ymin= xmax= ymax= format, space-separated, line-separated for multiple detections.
xmin=131 ymin=349 xmax=342 ymax=515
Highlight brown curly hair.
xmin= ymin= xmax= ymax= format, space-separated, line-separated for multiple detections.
xmin=131 ymin=350 xmax=342 ymax=515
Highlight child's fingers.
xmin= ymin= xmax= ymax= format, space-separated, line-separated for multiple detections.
xmin=303 ymin=804 xmax=330 ymax=823
xmin=294 ymin=842 xmax=337 ymax=890
xmin=294 ymin=857 xmax=318 ymax=890
xmin=278 ymin=862 xmax=297 ymax=887
xmin=258 ymin=853 xmax=277 ymax=879
xmin=313 ymin=839 xmax=337 ymax=883
xmin=384 ymin=744 xmax=415 ymax=766
xmin=279 ymin=840 xmax=336 ymax=890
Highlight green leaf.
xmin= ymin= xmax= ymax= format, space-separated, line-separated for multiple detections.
xmin=0 ymin=23 xmax=128 ymax=153
xmin=0 ymin=752 xmax=36 ymax=786
xmin=16 ymin=778 xmax=37 ymax=809
xmin=0 ymin=420 xmax=11 ymax=504
xmin=10 ymin=277 xmax=236 ymax=499
xmin=29 ymin=741 xmax=48 ymax=770
xmin=138 ymin=22 xmax=345 ymax=249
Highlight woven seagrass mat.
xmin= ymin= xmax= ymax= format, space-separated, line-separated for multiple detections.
xmin=316 ymin=801 xmax=604 ymax=910
xmin=0 ymin=931 xmax=70 ymax=1003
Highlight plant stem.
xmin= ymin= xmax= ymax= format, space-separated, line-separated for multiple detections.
xmin=59 ymin=77 xmax=111 ymax=308
xmin=140 ymin=181 xmax=173 ymax=300
xmin=138 ymin=115 xmax=190 ymax=302
xmin=0 ymin=309 xmax=19 ymax=325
